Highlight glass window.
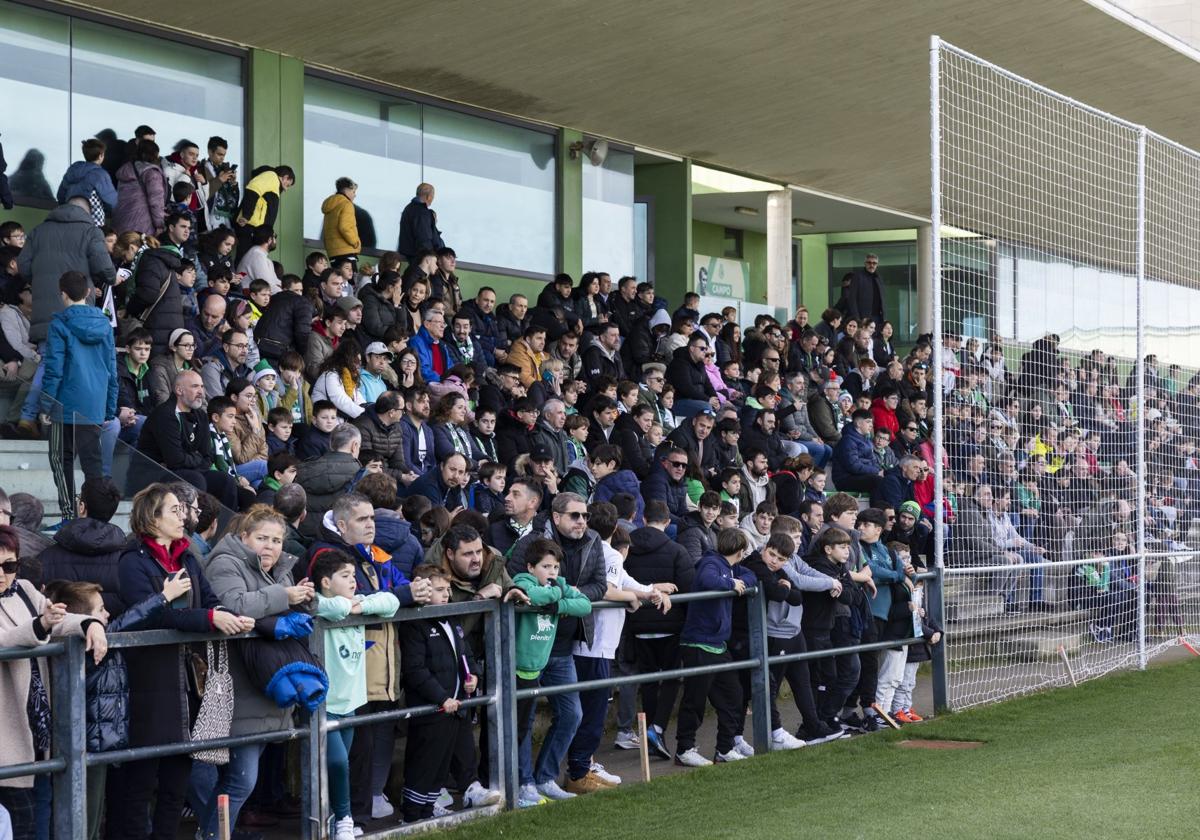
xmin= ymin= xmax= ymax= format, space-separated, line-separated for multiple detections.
xmin=583 ymin=148 xmax=635 ymax=278
xmin=70 ymin=19 xmax=243 ymax=175
xmin=0 ymin=1 xmax=244 ymax=210
xmin=304 ymin=75 xmax=557 ymax=276
xmin=422 ymin=107 xmax=555 ymax=275
xmin=723 ymin=227 xmax=744 ymax=259
xmin=303 ymin=77 xmax=420 ymax=250
xmin=0 ymin=3 xmax=70 ymax=205
xmin=633 ymin=199 xmax=650 ymax=283
xmin=829 ymin=243 xmax=918 ymax=345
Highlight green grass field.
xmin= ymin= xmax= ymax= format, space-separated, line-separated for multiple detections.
xmin=436 ymin=660 xmax=1200 ymax=840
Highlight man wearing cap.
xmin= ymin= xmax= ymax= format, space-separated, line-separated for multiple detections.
xmin=336 ymin=294 xmax=366 ymax=351
xmin=360 ymin=342 xmax=397 ymax=405
xmin=527 ymin=445 xmax=560 ymax=513
xmin=809 ymin=375 xmax=844 ymax=445
xmin=446 ymin=309 xmax=486 ymax=378
xmin=582 ymin=322 xmax=624 ymax=381
xmin=495 ymin=397 xmax=538 ymax=471
xmin=201 ymin=327 xmax=252 ymax=400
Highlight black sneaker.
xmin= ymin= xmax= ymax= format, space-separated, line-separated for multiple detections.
xmin=840 ymin=712 xmax=866 ymax=733
xmin=860 ymin=711 xmax=884 ymax=733
xmin=798 ymin=721 xmax=849 ymax=744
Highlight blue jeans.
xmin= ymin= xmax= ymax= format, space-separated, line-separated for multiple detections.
xmin=566 ymin=656 xmax=611 ymax=780
xmin=326 ymin=714 xmax=355 ymax=820
xmin=796 ymin=440 xmax=833 ymax=469
xmin=196 ymin=743 xmax=265 ymax=840
xmin=532 ymin=654 xmax=583 ymax=786
xmin=19 ymin=343 xmax=46 ymax=422
xmin=235 ymin=459 xmax=268 ymax=488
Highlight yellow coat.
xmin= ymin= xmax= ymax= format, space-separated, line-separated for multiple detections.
xmin=320 ymin=193 xmax=360 ymax=257
xmin=241 ymin=170 xmax=281 ymax=228
xmin=506 ymin=337 xmax=546 ymax=389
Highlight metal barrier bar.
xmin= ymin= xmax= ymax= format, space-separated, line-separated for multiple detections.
xmin=324 ymin=695 xmax=494 ymax=730
xmin=514 ymin=655 xmax=765 ymax=700
xmin=0 ymin=758 xmax=66 ymax=783
xmin=0 ymin=642 xmax=65 ymax=662
xmin=51 ymin=636 xmax=87 ymax=840
xmin=767 ymin=636 xmax=923 ymax=667
xmin=86 ymin=727 xmax=308 ymax=768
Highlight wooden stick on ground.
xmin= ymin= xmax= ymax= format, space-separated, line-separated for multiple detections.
xmin=1058 ymin=645 xmax=1078 ymax=688
xmin=217 ymin=794 xmax=231 ymax=840
xmin=637 ymin=711 xmax=651 ymax=783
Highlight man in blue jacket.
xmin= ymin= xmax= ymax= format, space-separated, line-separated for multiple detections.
xmin=832 ymin=408 xmax=883 ymax=496
xmin=640 ymin=446 xmax=690 ymax=528
xmin=56 ymin=139 xmax=119 ymax=225
xmin=407 ymin=309 xmax=456 ymax=399
xmin=396 ymin=182 xmax=445 ymax=259
xmin=41 ymin=270 xmax=118 ymax=520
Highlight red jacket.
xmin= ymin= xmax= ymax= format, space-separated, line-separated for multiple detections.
xmin=871 ymin=398 xmax=899 ymax=438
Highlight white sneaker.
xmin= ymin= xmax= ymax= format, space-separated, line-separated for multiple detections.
xmin=370 ymin=794 xmax=394 ymax=820
xmin=432 ymin=802 xmax=452 ymax=818
xmin=770 ymin=728 xmax=806 ymax=751
xmin=462 ymin=781 xmax=502 ymax=808
xmin=589 ymin=762 xmax=621 ymax=785
xmin=715 ymin=747 xmax=748 ymax=762
xmin=732 ymin=735 xmax=756 ymax=757
xmin=674 ymin=747 xmax=713 ymax=767
xmin=613 ymin=729 xmax=640 ymax=750
xmin=535 ymin=780 xmax=576 ymax=801
xmin=334 ymin=816 xmax=355 ymax=840
xmin=434 ymin=788 xmax=453 ymax=809
xmin=353 ymin=828 xmax=363 ymax=838
xmin=516 ymin=784 xmax=545 ymax=808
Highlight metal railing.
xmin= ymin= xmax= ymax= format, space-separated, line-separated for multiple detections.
xmin=1 ymin=569 xmax=947 ymax=839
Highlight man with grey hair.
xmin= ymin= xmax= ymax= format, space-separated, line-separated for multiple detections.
xmin=876 ymin=455 xmax=926 ymax=510
xmin=505 ymin=492 xmax=607 ymax=801
xmin=533 ymin=398 xmax=571 ymax=475
xmin=296 ymin=422 xmax=364 ymax=536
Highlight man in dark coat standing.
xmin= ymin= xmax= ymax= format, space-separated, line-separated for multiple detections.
xmin=397 ymin=182 xmax=444 ymax=260
xmin=840 ymin=253 xmax=885 ymax=325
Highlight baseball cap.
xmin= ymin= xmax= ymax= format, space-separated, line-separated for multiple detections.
xmin=364 ymin=341 xmax=393 ymax=358
xmin=335 ymin=295 xmax=362 ymax=316
xmin=530 ymin=444 xmax=554 ymax=462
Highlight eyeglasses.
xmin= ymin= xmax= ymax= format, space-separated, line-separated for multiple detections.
xmin=904 ymin=426 xmax=918 ymax=432
xmin=565 ymin=511 xmax=590 ymax=521
xmin=0 ymin=561 xmax=18 ymax=573
xmin=227 ymin=342 xmax=250 ymax=350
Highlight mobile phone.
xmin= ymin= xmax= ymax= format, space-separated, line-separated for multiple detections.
xmin=165 ymin=570 xmax=190 ymax=608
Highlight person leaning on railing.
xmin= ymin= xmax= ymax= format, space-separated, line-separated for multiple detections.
xmin=108 ymin=484 xmax=255 ymax=840
xmin=0 ymin=524 xmax=108 ymax=840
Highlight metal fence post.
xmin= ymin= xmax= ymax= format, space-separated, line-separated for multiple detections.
xmin=51 ymin=635 xmax=88 ymax=840
xmin=482 ymin=602 xmax=506 ymax=800
xmin=745 ymin=588 xmax=772 ymax=755
xmin=928 ymin=565 xmax=949 ymax=711
xmin=499 ymin=601 xmax=519 ymax=810
xmin=301 ymin=624 xmax=328 ymax=840
xmin=1135 ymin=124 xmax=1148 ymax=672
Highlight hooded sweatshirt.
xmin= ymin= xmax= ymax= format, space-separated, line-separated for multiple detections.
xmin=41 ymin=303 xmax=118 ymax=423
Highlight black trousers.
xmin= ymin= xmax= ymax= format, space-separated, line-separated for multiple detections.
xmin=347 ymin=700 xmax=393 ymax=820
xmin=402 ymin=717 xmax=462 ymax=822
xmin=49 ymin=421 xmax=103 ymax=519
xmin=107 ymin=754 xmax=192 ymax=840
xmin=768 ymin=633 xmax=821 ymax=731
xmin=849 ymin=616 xmax=882 ymax=713
xmin=633 ymin=635 xmax=682 ymax=732
xmin=807 ymin=623 xmax=861 ymax=721
xmin=834 ymin=472 xmax=882 ymax=497
xmin=675 ymin=646 xmax=742 ymax=755
xmin=173 ymin=468 xmax=241 ymax=512
xmin=0 ymin=786 xmax=34 ymax=840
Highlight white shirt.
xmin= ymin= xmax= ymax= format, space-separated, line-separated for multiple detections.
xmin=574 ymin=542 xmax=653 ymax=660
xmin=236 ymin=247 xmax=280 ymax=293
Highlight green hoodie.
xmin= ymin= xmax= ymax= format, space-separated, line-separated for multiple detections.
xmin=511 ymin=572 xmax=592 ymax=679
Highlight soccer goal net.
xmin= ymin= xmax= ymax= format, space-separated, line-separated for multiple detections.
xmin=932 ymin=38 xmax=1200 ymax=709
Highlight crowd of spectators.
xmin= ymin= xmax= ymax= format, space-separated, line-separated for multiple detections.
xmin=0 ymin=128 xmax=1177 ymax=839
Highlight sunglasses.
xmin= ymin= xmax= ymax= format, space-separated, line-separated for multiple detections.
xmin=565 ymin=511 xmax=590 ymax=521
xmin=1 ymin=561 xmax=18 ymax=574
xmin=667 ymin=460 xmax=688 ymax=468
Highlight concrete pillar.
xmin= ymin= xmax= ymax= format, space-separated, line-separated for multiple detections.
xmin=917 ymin=224 xmax=934 ymax=335
xmin=766 ymin=190 xmax=793 ymax=314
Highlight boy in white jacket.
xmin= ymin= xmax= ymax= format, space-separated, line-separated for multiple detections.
xmin=563 ymin=503 xmax=672 ymax=794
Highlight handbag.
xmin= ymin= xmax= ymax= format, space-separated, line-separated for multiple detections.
xmin=190 ymin=640 xmax=234 ymax=765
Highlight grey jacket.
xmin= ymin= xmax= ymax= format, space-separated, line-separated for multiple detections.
xmin=202 ymin=533 xmax=304 ymax=736
xmin=505 ymin=522 xmax=607 ymax=646
xmin=766 ymin=555 xmax=837 ymax=638
xmin=531 ymin=420 xmax=571 ymax=477
xmin=19 ymin=203 xmax=115 ymax=343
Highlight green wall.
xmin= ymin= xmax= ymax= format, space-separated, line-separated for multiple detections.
xmin=691 ymin=220 xmax=768 ymax=304
xmin=634 ymin=161 xmax=691 ymax=305
xmin=248 ymin=50 xmax=305 ymax=271
xmin=557 ymin=129 xmax=583 ymax=279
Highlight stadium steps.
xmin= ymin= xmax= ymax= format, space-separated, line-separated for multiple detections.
xmin=0 ymin=438 xmax=133 ymax=531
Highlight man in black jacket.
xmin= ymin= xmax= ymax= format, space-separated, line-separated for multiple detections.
xmin=667 ymin=335 xmax=719 ymax=418
xmin=625 ymin=499 xmax=695 ymax=759
xmin=296 ymin=423 xmax=365 ymax=537
xmin=485 ymin=477 xmax=543 ymax=557
xmin=582 ymin=323 xmax=624 ymax=381
xmin=495 ymin=294 xmax=530 ymax=350
xmin=131 ymin=370 xmax=238 ymax=509
xmin=255 ymin=275 xmax=313 ymax=366
xmin=38 ymin=476 xmax=128 ymax=615
xmin=397 ymin=183 xmax=445 ymax=259
xmin=841 ymin=254 xmax=885 ymax=326
xmin=606 ymin=277 xmax=653 ymax=373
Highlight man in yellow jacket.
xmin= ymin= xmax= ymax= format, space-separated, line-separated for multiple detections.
xmin=321 ymin=177 xmax=361 ymax=261
xmin=235 ymin=164 xmax=295 ymax=259
xmin=506 ymin=324 xmax=548 ymax=389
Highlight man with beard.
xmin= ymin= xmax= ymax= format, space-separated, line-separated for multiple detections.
xmin=486 ymin=476 xmax=544 ymax=556
xmin=738 ymin=447 xmax=777 ymax=513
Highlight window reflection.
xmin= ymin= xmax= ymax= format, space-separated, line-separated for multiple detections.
xmin=583 ymin=149 xmax=635 ymax=278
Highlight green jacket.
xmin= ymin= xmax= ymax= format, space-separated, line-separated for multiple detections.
xmin=316 ymin=592 xmax=401 ymax=715
xmin=511 ymin=572 xmax=591 ymax=678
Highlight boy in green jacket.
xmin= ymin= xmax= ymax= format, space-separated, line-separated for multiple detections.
xmin=313 ymin=549 xmax=400 ymax=840
xmin=510 ymin=538 xmax=591 ymax=808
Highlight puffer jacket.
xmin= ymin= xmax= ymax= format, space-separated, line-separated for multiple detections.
xmin=352 ymin=407 xmax=411 ymax=478
xmin=86 ymin=591 xmax=168 ymax=752
xmin=640 ymin=463 xmax=688 ymax=526
xmin=202 ymin=533 xmax=307 ymax=736
xmin=372 ymin=509 xmax=423 ymax=581
xmin=832 ymin=424 xmax=881 ymax=487
xmin=127 ymin=247 xmax=186 ymax=354
xmin=41 ymin=303 xmax=118 ymax=424
xmin=19 ymin=203 xmax=115 ymax=343
xmin=667 ymin=344 xmax=715 ymax=402
xmin=296 ymin=451 xmax=362 ymax=537
xmin=593 ymin=469 xmax=645 ymax=527
xmin=677 ymin=511 xmax=718 ymax=562
xmin=57 ymin=160 xmax=118 ymax=211
xmin=255 ymin=290 xmax=314 ymax=364
xmin=358 ymin=282 xmax=399 ymax=345
xmin=624 ymin=526 xmax=694 ymax=635
xmin=113 ymin=161 xmax=166 ymax=235
xmin=39 ymin=517 xmax=130 ymax=616
xmin=321 ymin=192 xmax=360 ymax=257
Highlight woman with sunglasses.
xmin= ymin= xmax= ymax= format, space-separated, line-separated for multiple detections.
xmin=0 ymin=525 xmax=106 ymax=840
xmin=109 ymin=484 xmax=254 ymax=840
